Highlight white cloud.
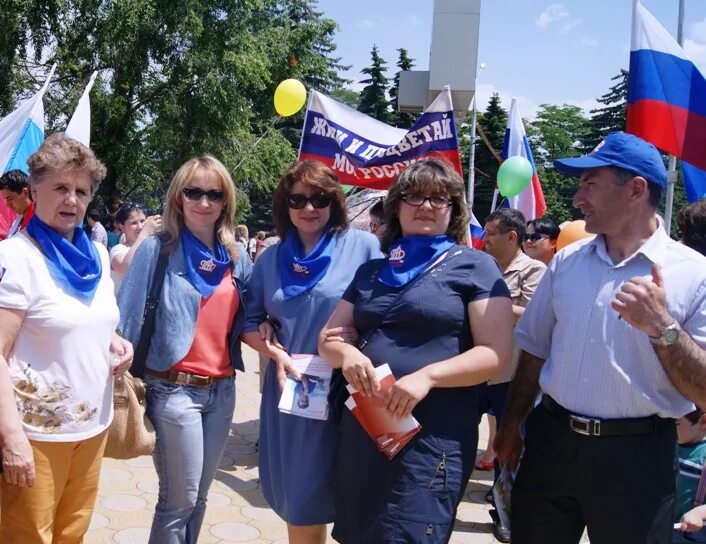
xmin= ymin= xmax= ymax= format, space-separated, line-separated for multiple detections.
xmin=581 ymin=37 xmax=598 ymax=47
xmin=536 ymin=4 xmax=569 ymax=28
xmin=357 ymin=19 xmax=376 ymax=29
xmin=690 ymin=18 xmax=706 ymax=39
xmin=560 ymin=18 xmax=582 ymax=34
xmin=684 ymin=39 xmax=706 ymax=74
xmin=685 ymin=18 xmax=706 ymax=74
xmin=408 ymin=14 xmax=421 ymax=28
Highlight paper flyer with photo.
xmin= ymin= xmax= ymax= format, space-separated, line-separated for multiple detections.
xmin=278 ymin=354 xmax=333 ymax=421
xmin=345 ymin=363 xmax=421 ymax=459
xmin=492 ymin=466 xmax=515 ymax=530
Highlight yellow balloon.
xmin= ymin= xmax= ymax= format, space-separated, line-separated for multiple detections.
xmin=274 ymin=79 xmax=307 ymax=117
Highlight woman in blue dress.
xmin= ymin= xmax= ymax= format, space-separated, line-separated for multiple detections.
xmin=242 ymin=160 xmax=381 ymax=543
xmin=319 ymin=158 xmax=514 ymax=544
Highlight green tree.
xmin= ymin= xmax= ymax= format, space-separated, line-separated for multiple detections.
xmin=357 ymin=45 xmax=390 ymax=123
xmin=468 ymin=92 xmax=507 ymax=216
xmin=528 ymin=104 xmax=590 ymax=222
xmin=329 ymin=87 xmax=360 ymax=109
xmin=580 ymin=69 xmax=628 ymax=152
xmin=2 ymin=0 xmax=345 ymax=230
xmin=389 ymin=48 xmax=418 ymax=129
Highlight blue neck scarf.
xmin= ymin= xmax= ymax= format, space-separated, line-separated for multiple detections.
xmin=26 ymin=215 xmax=102 ymax=301
xmin=378 ymin=235 xmax=456 ymax=287
xmin=181 ymin=227 xmax=232 ymax=298
xmin=279 ymin=229 xmax=336 ymax=300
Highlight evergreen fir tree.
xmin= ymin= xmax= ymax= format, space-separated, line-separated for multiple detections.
xmin=358 ymin=45 xmax=390 ymax=123
xmin=284 ymin=0 xmax=351 ymax=93
xmin=472 ymin=93 xmax=507 ymax=215
xmin=580 ymin=69 xmax=628 ymax=151
xmin=389 ymin=48 xmax=418 ymax=129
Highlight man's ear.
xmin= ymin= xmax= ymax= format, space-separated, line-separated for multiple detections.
xmin=628 ymin=176 xmax=650 ymax=203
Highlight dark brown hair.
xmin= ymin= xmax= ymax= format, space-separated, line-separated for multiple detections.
xmin=272 ymin=160 xmax=349 ymax=240
xmin=380 ymin=158 xmax=469 ymax=252
xmin=677 ymin=199 xmax=706 ymax=257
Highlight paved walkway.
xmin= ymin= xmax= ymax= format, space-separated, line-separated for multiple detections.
xmin=87 ymin=346 xmax=504 ymax=543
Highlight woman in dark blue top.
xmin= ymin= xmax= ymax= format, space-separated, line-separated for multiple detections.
xmin=319 ymin=158 xmax=513 ymax=544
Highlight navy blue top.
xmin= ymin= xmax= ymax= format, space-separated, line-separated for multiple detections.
xmin=342 ymin=245 xmax=509 ymax=436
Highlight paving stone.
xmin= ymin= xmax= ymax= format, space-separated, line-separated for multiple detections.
xmin=241 ymin=505 xmax=280 ymax=521
xmin=88 ymin=512 xmax=110 ymax=530
xmin=207 ymin=492 xmax=232 ymax=508
xmin=99 ymin=468 xmax=133 ymax=483
xmin=100 ymin=494 xmax=148 ymax=512
xmin=112 ymin=527 xmax=151 ymax=544
xmin=124 ymin=455 xmax=154 ymax=468
xmin=209 ymin=522 xmax=261 ymax=541
xmin=136 ymin=479 xmax=159 ymax=494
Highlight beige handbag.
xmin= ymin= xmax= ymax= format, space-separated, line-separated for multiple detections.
xmin=104 ymin=372 xmax=155 ymax=459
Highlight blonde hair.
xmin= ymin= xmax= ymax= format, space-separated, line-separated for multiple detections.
xmin=161 ymin=155 xmax=240 ymax=261
xmin=28 ymin=133 xmax=107 ymax=192
xmin=235 ymin=224 xmax=249 ymax=240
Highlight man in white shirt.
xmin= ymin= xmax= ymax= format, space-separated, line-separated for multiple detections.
xmin=495 ymin=132 xmax=706 ymax=543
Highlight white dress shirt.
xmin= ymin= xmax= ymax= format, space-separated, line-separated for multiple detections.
xmin=515 ymin=224 xmax=706 ymax=419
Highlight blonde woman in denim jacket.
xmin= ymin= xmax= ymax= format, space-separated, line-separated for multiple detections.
xmin=117 ymin=155 xmax=251 ymax=544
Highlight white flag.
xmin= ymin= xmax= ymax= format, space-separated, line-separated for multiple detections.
xmin=65 ymin=71 xmax=98 ymax=147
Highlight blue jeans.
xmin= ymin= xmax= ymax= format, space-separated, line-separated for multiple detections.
xmin=145 ymin=374 xmax=236 ymax=544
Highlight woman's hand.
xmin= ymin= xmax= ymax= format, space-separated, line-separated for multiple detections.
xmin=140 ymin=215 xmax=162 ymax=239
xmin=342 ymin=354 xmax=379 ymax=397
xmin=680 ymin=505 xmax=706 ymax=532
xmin=321 ymin=326 xmax=359 ymax=345
xmin=258 ymin=320 xmax=284 ymax=351
xmin=384 ymin=369 xmax=433 ymax=417
xmin=110 ymin=333 xmax=134 ymax=376
xmin=2 ymin=431 xmax=35 ymax=487
xmin=274 ymin=351 xmax=301 ymax=391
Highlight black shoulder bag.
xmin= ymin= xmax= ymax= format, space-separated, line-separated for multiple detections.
xmin=130 ymin=240 xmax=169 ymax=379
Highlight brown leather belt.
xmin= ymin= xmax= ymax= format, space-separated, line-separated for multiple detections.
xmin=146 ymin=369 xmax=231 ymax=388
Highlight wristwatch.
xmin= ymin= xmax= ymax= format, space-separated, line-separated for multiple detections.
xmin=648 ymin=320 xmax=682 ymax=346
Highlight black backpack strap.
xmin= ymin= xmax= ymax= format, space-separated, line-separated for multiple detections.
xmin=130 ymin=238 xmax=169 ymax=379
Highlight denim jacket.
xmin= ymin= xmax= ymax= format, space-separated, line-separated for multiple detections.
xmin=117 ymin=234 xmax=252 ymax=372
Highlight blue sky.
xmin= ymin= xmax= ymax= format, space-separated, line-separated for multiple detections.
xmin=317 ymin=0 xmax=706 ymax=117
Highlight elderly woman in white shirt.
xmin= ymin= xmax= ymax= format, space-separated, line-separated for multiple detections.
xmin=0 ymin=134 xmax=133 ymax=543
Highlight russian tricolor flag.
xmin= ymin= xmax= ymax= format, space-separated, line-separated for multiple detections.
xmin=627 ymin=2 xmax=706 ymax=202
xmin=501 ymin=98 xmax=546 ymax=220
xmin=0 ymin=64 xmax=55 ymax=239
xmin=0 ymin=64 xmax=55 ymax=176
xmin=468 ymin=212 xmax=485 ymax=250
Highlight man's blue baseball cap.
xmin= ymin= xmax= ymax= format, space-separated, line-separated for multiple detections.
xmin=553 ymin=131 xmax=667 ymax=189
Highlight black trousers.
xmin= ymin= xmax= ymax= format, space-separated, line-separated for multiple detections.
xmin=512 ymin=402 xmax=677 ymax=544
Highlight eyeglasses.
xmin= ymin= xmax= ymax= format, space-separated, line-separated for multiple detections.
xmin=400 ymin=194 xmax=452 ymax=209
xmin=287 ymin=193 xmax=332 ymax=209
xmin=182 ymin=188 xmax=225 ymax=203
xmin=523 ymin=233 xmax=549 ymax=242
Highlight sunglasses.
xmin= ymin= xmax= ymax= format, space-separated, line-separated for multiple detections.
xmin=524 ymin=233 xmax=549 ymax=242
xmin=400 ymin=193 xmax=452 ymax=209
xmin=182 ymin=187 xmax=225 ymax=203
xmin=287 ymin=193 xmax=332 ymax=209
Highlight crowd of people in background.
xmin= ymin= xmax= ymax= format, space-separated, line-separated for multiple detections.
xmin=0 ymin=131 xmax=706 ymax=544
